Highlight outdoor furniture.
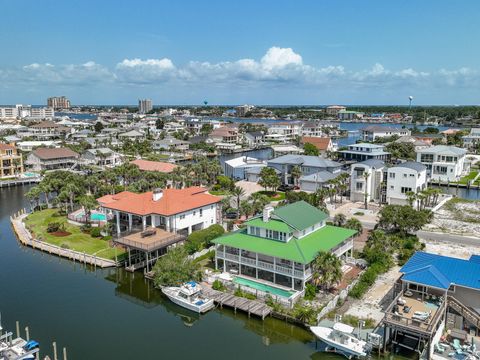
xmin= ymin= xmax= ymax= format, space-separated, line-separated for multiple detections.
xmin=403 ymin=305 xmax=411 ymax=313
xmin=404 ymin=290 xmax=413 ymax=297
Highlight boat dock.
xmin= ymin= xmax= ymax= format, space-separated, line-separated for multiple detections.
xmin=0 ymin=177 xmax=41 ymax=188
xmin=202 ymin=286 xmax=272 ymax=320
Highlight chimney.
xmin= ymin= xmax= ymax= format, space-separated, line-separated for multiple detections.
xmin=263 ymin=205 xmax=273 ymax=222
xmin=152 ymin=188 xmax=163 ymax=201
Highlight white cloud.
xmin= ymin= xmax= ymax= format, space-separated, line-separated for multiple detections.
xmin=115 ymin=58 xmax=176 ymax=84
xmin=2 ymin=47 xmax=480 ymax=94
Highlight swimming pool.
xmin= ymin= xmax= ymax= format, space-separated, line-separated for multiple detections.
xmin=233 ymin=277 xmax=295 ymax=298
xmin=77 ymin=212 xmax=107 ymax=221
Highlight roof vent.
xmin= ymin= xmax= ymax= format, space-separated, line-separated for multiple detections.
xmin=263 ymin=205 xmax=273 ymax=223
xmin=152 ymin=188 xmax=163 ymax=201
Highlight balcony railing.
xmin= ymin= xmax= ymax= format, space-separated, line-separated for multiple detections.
xmin=240 ymin=257 xmax=256 ymax=266
xmin=224 ymin=253 xmax=239 ymax=262
xmin=275 ymin=264 xmax=293 ymax=276
xmin=257 ymin=260 xmax=274 ymax=271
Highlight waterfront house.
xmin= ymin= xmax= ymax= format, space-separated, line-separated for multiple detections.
xmin=267 ymin=122 xmax=302 ymax=143
xmin=152 ymin=137 xmax=190 ymax=151
xmin=383 ymin=252 xmax=480 ymax=357
xmin=245 ymin=166 xmax=281 ymax=183
xmin=210 ymin=126 xmax=239 ymax=144
xmin=298 ymin=170 xmax=343 ymax=192
xmin=130 ymin=159 xmax=177 ymax=173
xmin=224 ymin=156 xmax=266 ymax=180
xmin=361 ymin=125 xmax=411 ymax=141
xmin=81 ymin=148 xmax=122 ymax=168
xmin=0 ymin=143 xmax=23 ymax=179
xmin=213 ymin=201 xmax=356 ymax=293
xmin=386 ymin=161 xmax=427 ymax=205
xmin=416 ymin=145 xmax=468 ymax=182
xmin=98 ymin=186 xmax=221 ymax=236
xmin=338 ymin=110 xmax=363 ymax=121
xmin=244 ymin=132 xmax=264 ymax=147
xmin=300 ymin=137 xmax=335 ymax=155
xmin=462 ymin=128 xmax=480 ymax=149
xmin=349 ymin=159 xmax=386 ymax=203
xmin=301 ymin=121 xmax=327 ymax=137
xmin=267 ymin=154 xmax=343 ymax=185
xmin=395 ymin=136 xmax=431 ymax=151
xmin=339 ymin=143 xmax=391 ymax=162
xmin=25 ymin=147 xmax=79 ymax=172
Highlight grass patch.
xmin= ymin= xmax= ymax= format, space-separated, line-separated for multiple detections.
xmin=257 ymin=191 xmax=286 ymax=201
xmin=208 ymin=190 xmax=229 ymax=196
xmin=24 ymin=209 xmax=125 ymax=260
xmin=458 ymin=171 xmax=479 ymax=185
xmin=327 ymin=313 xmax=376 ymax=329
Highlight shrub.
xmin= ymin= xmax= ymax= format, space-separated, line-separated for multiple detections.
xmin=46 ymin=222 xmax=61 ymax=233
xmin=80 ymin=224 xmax=92 ymax=233
xmin=304 ymin=283 xmax=317 ymax=300
xmin=60 ymin=243 xmax=70 ymax=249
xmin=90 ymin=227 xmax=102 ymax=238
xmin=185 ymin=224 xmax=225 ymax=254
xmin=102 ymin=235 xmax=112 ymax=241
xmin=212 ymin=280 xmax=226 ymax=291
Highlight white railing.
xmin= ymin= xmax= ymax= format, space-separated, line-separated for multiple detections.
xmin=257 ymin=260 xmax=274 ymax=271
xmin=224 ymin=253 xmax=239 ymax=262
xmin=294 ymin=270 xmax=304 ymax=278
xmin=275 ymin=264 xmax=293 ymax=276
xmin=240 ymin=257 xmax=256 ymax=266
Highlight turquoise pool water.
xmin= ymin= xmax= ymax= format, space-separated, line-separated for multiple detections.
xmin=77 ymin=212 xmax=107 ymax=221
xmin=233 ymin=277 xmax=295 ymax=298
xmin=23 ymin=172 xmax=38 ymax=177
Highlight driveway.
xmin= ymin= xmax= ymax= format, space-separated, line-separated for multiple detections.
xmin=234 ymin=180 xmax=264 ymax=199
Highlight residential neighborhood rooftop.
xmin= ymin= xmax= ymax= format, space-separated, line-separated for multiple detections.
xmin=32 ymin=147 xmax=79 ymax=159
xmin=130 ymin=159 xmax=177 ymax=173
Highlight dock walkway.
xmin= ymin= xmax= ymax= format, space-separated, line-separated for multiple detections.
xmin=10 ymin=211 xmax=117 ymax=268
xmin=202 ymin=286 xmax=272 ymax=319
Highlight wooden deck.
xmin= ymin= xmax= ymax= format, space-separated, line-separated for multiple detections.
xmin=202 ymin=286 xmax=272 ymax=320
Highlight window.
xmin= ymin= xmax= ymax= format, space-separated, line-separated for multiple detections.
xmin=420 ymin=154 xmax=434 ymax=163
xmin=409 ymin=174 xmax=414 ymax=177
xmin=256 ymin=227 xmax=260 ymax=236
xmin=179 ymin=214 xmax=185 ymax=220
xmin=403 ymin=174 xmax=407 ymax=178
xmin=390 ymin=186 xmax=394 ymax=189
xmin=401 ymin=187 xmax=412 ymax=194
xmin=193 ymin=211 xmax=196 ymax=216
xmin=356 ymin=182 xmax=363 ymax=191
xmin=389 ymin=173 xmax=395 ymax=179
xmin=200 ymin=208 xmax=203 ymax=217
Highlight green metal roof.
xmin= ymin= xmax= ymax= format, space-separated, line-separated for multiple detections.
xmin=213 ymin=225 xmax=356 ymax=264
xmin=244 ymin=218 xmax=294 ymax=233
xmin=272 ymin=201 xmax=328 ymax=231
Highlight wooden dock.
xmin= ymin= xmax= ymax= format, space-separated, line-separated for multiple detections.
xmin=202 ymin=286 xmax=272 ymax=320
xmin=0 ymin=177 xmax=41 ymax=188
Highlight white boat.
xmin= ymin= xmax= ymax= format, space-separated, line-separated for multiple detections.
xmin=310 ymin=322 xmax=370 ymax=359
xmin=162 ymin=281 xmax=215 ymax=314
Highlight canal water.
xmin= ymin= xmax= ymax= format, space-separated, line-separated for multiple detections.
xmin=0 ymin=185 xmax=335 ymax=360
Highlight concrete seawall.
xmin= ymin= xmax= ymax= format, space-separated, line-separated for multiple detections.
xmin=10 ymin=210 xmax=117 ymax=268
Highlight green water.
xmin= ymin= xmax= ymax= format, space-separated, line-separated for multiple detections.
xmin=234 ymin=276 xmax=295 ymax=298
xmin=0 ymin=186 xmax=411 ymax=359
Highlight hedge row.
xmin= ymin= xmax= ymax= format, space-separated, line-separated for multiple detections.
xmin=185 ymin=224 xmax=225 ymax=254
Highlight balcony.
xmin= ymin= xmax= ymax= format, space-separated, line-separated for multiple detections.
xmin=275 ymin=264 xmax=293 ymax=276
xmin=257 ymin=260 xmax=274 ymax=271
xmin=240 ymin=257 xmax=256 ymax=266
xmin=224 ymin=253 xmax=239 ymax=262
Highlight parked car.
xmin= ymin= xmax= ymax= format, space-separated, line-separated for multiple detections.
xmin=278 ymin=184 xmax=295 ymax=192
xmin=225 ymin=210 xmax=238 ymax=219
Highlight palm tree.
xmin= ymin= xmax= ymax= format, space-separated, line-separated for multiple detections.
xmin=362 ymin=171 xmax=370 ymax=210
xmin=249 ymin=192 xmax=270 ymax=215
xmin=240 ymin=200 xmax=253 ymax=219
xmin=64 ymin=182 xmax=80 ymax=212
xmin=312 ymin=251 xmax=343 ymax=290
xmin=333 ymin=213 xmax=347 ymax=227
xmin=405 ymin=191 xmax=417 ymax=208
xmin=231 ymin=186 xmax=246 ymax=218
xmin=291 ymin=165 xmax=302 ymax=187
xmin=25 ymin=186 xmax=42 ymax=212
xmin=79 ymin=195 xmax=98 ymax=225
xmin=345 ymin=217 xmax=363 ymax=234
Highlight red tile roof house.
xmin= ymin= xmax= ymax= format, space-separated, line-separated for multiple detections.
xmin=130 ymin=159 xmax=178 ymax=173
xmin=300 ymin=137 xmax=335 ymax=154
xmin=97 ymin=187 xmax=222 ymax=271
xmin=97 ymin=186 xmax=221 ymax=236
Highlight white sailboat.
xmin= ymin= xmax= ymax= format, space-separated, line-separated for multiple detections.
xmin=310 ymin=322 xmax=370 ymax=358
xmin=162 ymin=282 xmax=215 ymax=314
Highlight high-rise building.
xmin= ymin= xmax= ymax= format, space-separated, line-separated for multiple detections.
xmin=138 ymin=99 xmax=153 ymax=114
xmin=47 ymin=96 xmax=71 ymax=110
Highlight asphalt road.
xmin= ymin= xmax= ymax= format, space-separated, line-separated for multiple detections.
xmin=354 ymin=219 xmax=480 ymax=247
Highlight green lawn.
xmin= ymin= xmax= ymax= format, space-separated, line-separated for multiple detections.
xmin=24 ymin=209 xmax=124 ymax=260
xmin=256 ymin=191 xmax=286 ymax=201
xmin=458 ymin=171 xmax=479 ymax=185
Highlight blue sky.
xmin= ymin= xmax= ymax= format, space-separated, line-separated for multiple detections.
xmin=1 ymin=0 xmax=480 ymax=105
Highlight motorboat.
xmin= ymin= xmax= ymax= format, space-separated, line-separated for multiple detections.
xmin=162 ymin=281 xmax=215 ymax=314
xmin=310 ymin=322 xmax=370 ymax=359
xmin=0 ymin=336 xmax=39 ymax=360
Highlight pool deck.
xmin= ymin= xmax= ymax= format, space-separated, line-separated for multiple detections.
xmin=202 ymin=286 xmax=272 ymax=320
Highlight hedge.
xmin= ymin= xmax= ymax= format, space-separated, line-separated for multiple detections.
xmin=185 ymin=224 xmax=225 ymax=254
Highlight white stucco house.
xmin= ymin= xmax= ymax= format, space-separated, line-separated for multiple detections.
xmin=386 ymin=161 xmax=427 ymax=205
xmin=416 ymin=145 xmax=468 ymax=182
xmin=349 ymin=159 xmax=386 ymax=203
